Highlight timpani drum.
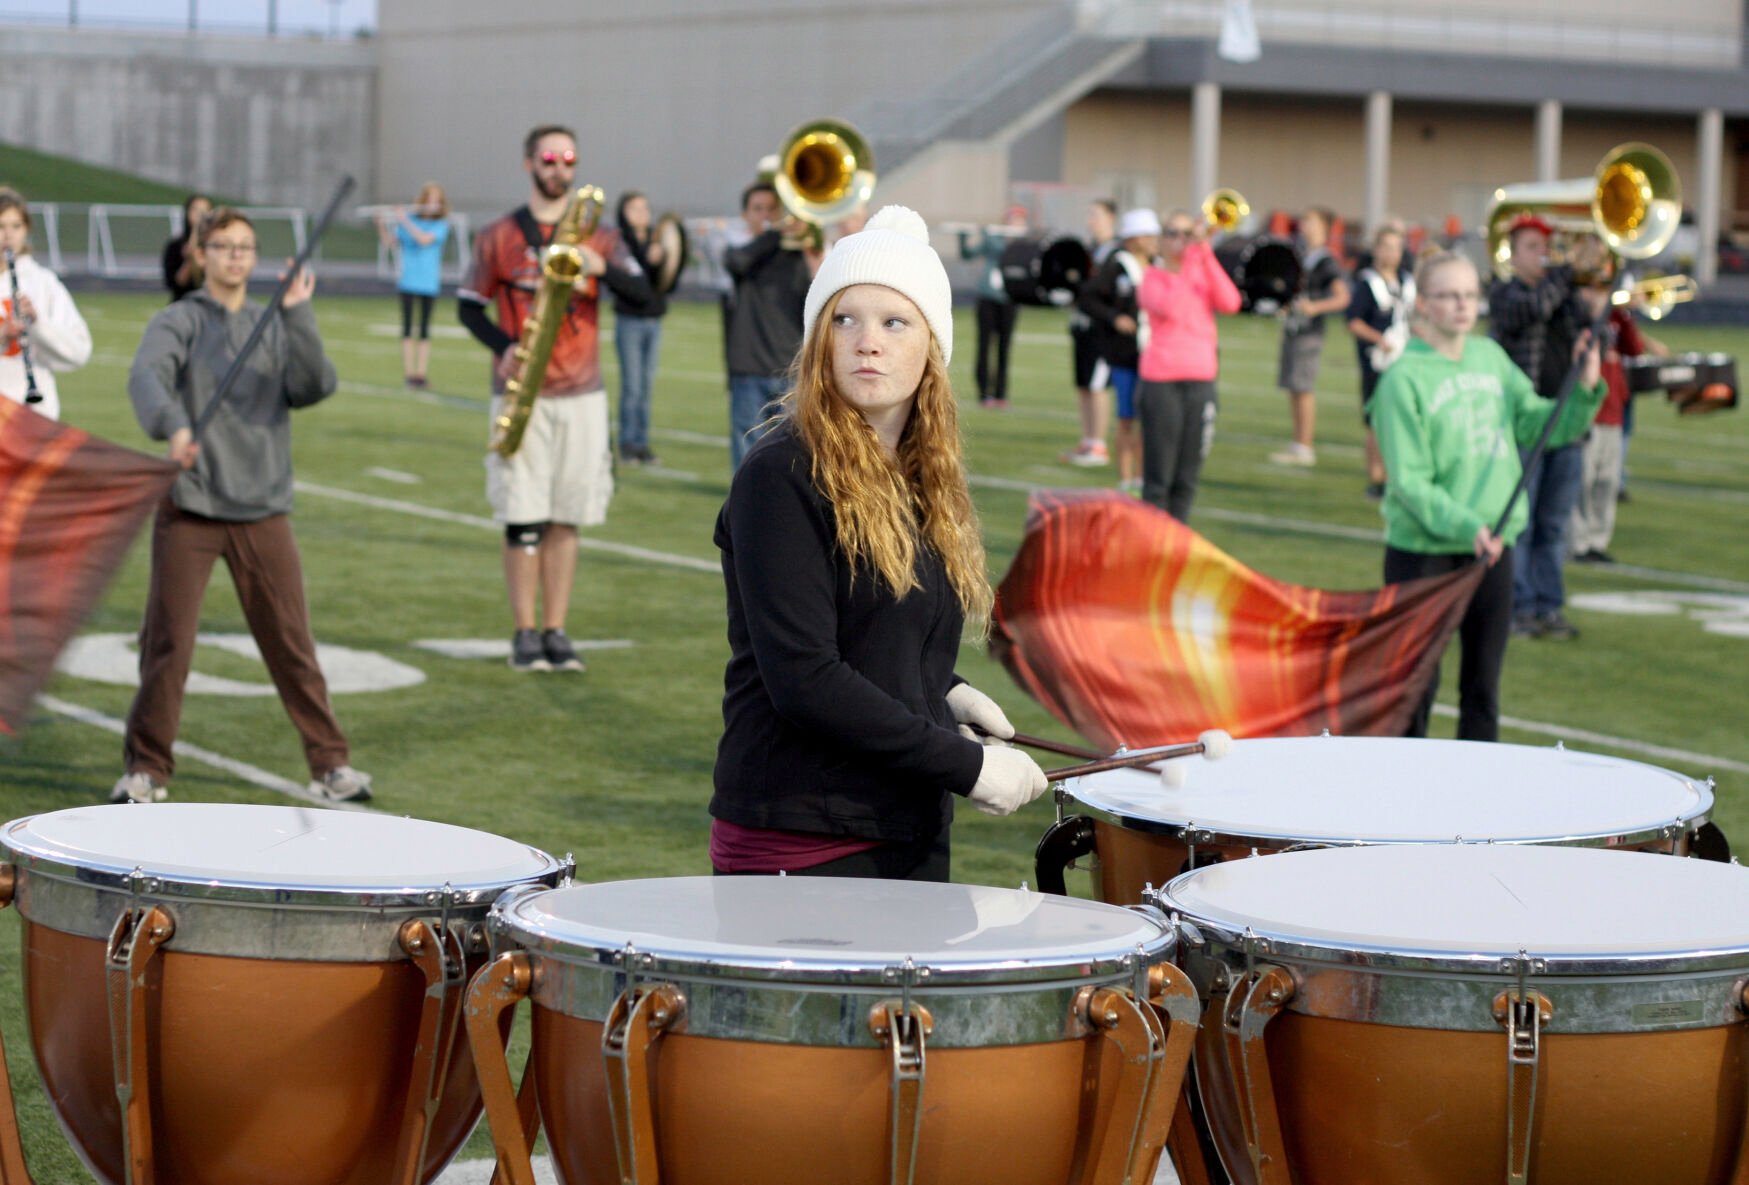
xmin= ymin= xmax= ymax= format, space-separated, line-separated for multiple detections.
xmin=0 ymin=804 xmax=569 ymax=1185
xmin=1157 ymin=843 xmax=1749 ymax=1185
xmin=1036 ymin=737 xmax=1717 ymax=904
xmin=465 ymin=876 xmax=1199 ymax=1185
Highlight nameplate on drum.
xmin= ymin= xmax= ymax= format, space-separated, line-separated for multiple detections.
xmin=1631 ymin=999 xmax=1704 ymax=1026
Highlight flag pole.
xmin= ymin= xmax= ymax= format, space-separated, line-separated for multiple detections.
xmin=191 ymin=175 xmax=356 ymax=441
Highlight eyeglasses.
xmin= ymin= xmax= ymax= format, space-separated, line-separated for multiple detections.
xmin=537 ymin=149 xmax=577 ymax=167
xmin=203 ymin=240 xmax=257 ymax=256
xmin=1162 ymin=227 xmax=1191 ymax=238
xmin=1424 ymin=290 xmax=1479 ymax=304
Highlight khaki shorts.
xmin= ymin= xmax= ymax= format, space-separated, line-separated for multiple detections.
xmin=485 ymin=391 xmax=614 ymax=526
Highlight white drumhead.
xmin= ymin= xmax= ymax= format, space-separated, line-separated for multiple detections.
xmin=1070 ymin=737 xmax=1708 ymax=843
xmin=503 ymin=876 xmax=1164 ymax=969
xmin=2 ymin=804 xmax=559 ymax=890
xmin=1165 ymin=843 xmax=1749 ymax=958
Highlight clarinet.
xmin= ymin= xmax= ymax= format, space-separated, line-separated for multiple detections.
xmin=2 ymin=247 xmax=43 ymax=405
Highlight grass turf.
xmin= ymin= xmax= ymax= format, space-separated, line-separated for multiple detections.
xmin=1 ymin=291 xmax=1746 ymax=1180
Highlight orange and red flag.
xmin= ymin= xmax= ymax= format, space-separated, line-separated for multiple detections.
xmin=990 ymin=490 xmax=1483 ymax=749
xmin=0 ymin=401 xmax=177 ymax=734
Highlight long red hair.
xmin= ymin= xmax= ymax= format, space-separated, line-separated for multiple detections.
xmin=780 ymin=289 xmax=992 ymax=632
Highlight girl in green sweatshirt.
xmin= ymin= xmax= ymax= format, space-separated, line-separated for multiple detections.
xmin=1371 ymin=250 xmax=1603 ymax=741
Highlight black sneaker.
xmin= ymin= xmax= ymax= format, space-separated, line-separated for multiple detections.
xmin=509 ymin=629 xmax=551 ymax=672
xmin=1537 ymin=611 xmax=1580 ymax=640
xmin=1364 ymin=481 xmax=1386 ymax=501
xmin=1511 ymin=614 xmax=1542 ymax=639
xmin=542 ymin=629 xmax=586 ymax=672
xmin=637 ymin=445 xmax=660 ymax=466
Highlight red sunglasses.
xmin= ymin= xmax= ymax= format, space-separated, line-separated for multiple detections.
xmin=538 ymin=149 xmax=577 ymax=166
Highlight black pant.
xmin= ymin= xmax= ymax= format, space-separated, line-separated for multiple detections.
xmin=1138 ymin=379 xmax=1218 ymax=521
xmin=399 ymin=292 xmax=435 ymax=340
xmin=974 ymin=298 xmax=1018 ymax=402
xmin=715 ymin=829 xmax=950 ymax=882
xmin=1383 ymin=545 xmax=1515 ymax=742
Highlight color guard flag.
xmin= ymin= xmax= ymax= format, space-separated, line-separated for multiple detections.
xmin=0 ymin=401 xmax=177 ymax=734
xmin=990 ymin=491 xmax=1484 ymax=750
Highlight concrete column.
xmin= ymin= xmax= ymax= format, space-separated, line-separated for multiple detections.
xmin=1535 ymin=99 xmax=1562 ymax=182
xmin=1191 ymin=81 xmax=1221 ymax=210
xmin=1697 ymin=107 xmax=1723 ymax=286
xmin=1364 ymin=90 xmax=1392 ymax=236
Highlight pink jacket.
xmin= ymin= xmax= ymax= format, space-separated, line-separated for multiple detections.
xmin=1137 ymin=242 xmax=1242 ymax=382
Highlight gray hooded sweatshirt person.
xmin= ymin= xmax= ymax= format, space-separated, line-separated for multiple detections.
xmin=128 ymin=289 xmax=337 ymax=521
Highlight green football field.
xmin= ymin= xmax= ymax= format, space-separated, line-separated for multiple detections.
xmin=1 ymin=291 xmax=1747 ymax=1179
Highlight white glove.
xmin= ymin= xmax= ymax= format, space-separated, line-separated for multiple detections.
xmin=967 ymin=746 xmax=1049 ymax=817
xmin=947 ymin=682 xmax=1014 ymax=745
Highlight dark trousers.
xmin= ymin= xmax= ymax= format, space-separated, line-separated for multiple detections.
xmin=974 ymin=298 xmax=1018 ymax=403
xmin=1511 ymin=441 xmax=1583 ymax=618
xmin=399 ymin=292 xmax=435 ymax=340
xmin=123 ymin=499 xmax=350 ymax=782
xmin=715 ymin=829 xmax=950 ymax=883
xmin=1383 ymin=545 xmax=1516 ymax=742
xmin=1138 ymin=379 xmax=1218 ymax=521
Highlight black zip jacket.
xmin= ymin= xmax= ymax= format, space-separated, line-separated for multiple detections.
xmin=710 ymin=425 xmax=984 ymax=841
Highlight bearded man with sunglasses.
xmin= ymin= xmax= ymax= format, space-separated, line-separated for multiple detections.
xmin=459 ymin=124 xmax=652 ymax=673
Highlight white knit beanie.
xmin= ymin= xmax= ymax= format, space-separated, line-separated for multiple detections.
xmin=802 ymin=205 xmax=954 ymax=364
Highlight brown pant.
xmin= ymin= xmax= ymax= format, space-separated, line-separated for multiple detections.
xmin=123 ymin=499 xmax=349 ymax=783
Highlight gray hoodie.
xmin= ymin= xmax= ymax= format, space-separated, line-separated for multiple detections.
xmin=128 ymin=289 xmax=337 ymax=521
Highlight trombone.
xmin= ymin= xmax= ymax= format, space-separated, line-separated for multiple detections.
xmin=1485 ymin=142 xmax=1682 ymax=278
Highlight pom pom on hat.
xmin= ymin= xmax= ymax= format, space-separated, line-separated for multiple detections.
xmin=803 ymin=204 xmax=954 ymax=364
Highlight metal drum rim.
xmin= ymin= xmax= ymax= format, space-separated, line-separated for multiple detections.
xmin=2 ymin=826 xmax=569 ymax=911
xmin=1172 ymin=910 xmax=1749 ymax=979
xmin=490 ymin=888 xmax=1177 ymax=989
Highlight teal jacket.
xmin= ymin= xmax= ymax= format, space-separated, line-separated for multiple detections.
xmin=957 ymin=230 xmax=1011 ymax=304
xmin=1373 ymin=335 xmax=1604 ymax=554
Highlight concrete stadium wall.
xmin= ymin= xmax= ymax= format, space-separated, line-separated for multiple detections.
xmin=0 ymin=27 xmax=376 ymax=207
xmin=374 ymin=0 xmax=1056 ymax=218
xmin=1062 ymin=90 xmax=1723 ymax=240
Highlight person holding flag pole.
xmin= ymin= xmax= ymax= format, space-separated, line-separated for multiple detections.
xmin=113 ymin=181 xmax=374 ymax=805
xmin=1371 ymin=249 xmax=1604 ymax=743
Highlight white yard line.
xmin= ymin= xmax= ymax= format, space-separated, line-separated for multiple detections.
xmin=37 ymin=695 xmax=374 ymax=810
xmin=1437 ymin=705 xmax=1749 ymax=777
xmin=295 ymin=480 xmax=721 ymax=574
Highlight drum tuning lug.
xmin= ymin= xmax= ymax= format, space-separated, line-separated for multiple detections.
xmin=1320 ymin=729 xmax=1331 ymax=738
xmin=0 ymin=864 xmax=14 ymax=908
xmin=1555 ymin=740 xmax=1565 ymax=751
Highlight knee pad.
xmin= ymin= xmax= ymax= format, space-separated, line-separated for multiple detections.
xmin=505 ymin=521 xmax=549 ymax=549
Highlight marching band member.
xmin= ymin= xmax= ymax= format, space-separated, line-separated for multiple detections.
xmin=723 ymin=181 xmax=819 ymax=469
xmin=0 ymin=187 xmax=92 ymax=420
xmin=1136 ymin=208 xmax=1242 ymax=521
xmin=458 ymin=124 xmax=650 ymax=673
xmin=957 ymin=205 xmax=1028 ymax=408
xmin=375 ymin=181 xmax=450 ymax=389
xmin=611 ymin=190 xmax=672 ymax=466
xmin=162 ymin=192 xmax=212 ymax=302
xmin=1063 ymin=197 xmax=1119 ymax=465
xmin=1077 ymin=207 xmax=1160 ymax=495
xmin=1346 ymin=222 xmax=1414 ymax=498
xmin=1488 ymin=213 xmax=1588 ymax=640
xmin=1372 ymin=250 xmax=1603 ymax=742
xmin=711 ymin=205 xmax=1048 ymax=881
xmin=118 ymin=207 xmax=370 ymax=804
xmin=1269 ymin=207 xmax=1349 ymax=468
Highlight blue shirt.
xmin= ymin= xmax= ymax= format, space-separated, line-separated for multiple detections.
xmin=395 ymin=217 xmax=450 ymax=297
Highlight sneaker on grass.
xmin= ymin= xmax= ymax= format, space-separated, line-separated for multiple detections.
xmin=509 ymin=628 xmax=551 ymax=672
xmin=1267 ymin=443 xmax=1316 ymax=467
xmin=109 ymin=772 xmax=167 ymax=804
xmin=543 ymin=629 xmax=586 ymax=673
xmin=311 ymin=765 xmax=374 ymax=803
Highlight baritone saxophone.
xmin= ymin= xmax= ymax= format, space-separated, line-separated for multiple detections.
xmin=490 ymin=184 xmax=605 ymax=458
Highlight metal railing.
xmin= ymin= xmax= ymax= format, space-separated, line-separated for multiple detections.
xmin=1076 ymin=0 xmax=1740 ymax=68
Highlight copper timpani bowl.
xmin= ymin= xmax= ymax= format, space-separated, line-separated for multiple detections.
xmin=0 ymin=803 xmax=569 ymax=1185
xmin=465 ymin=876 xmax=1201 ymax=1185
